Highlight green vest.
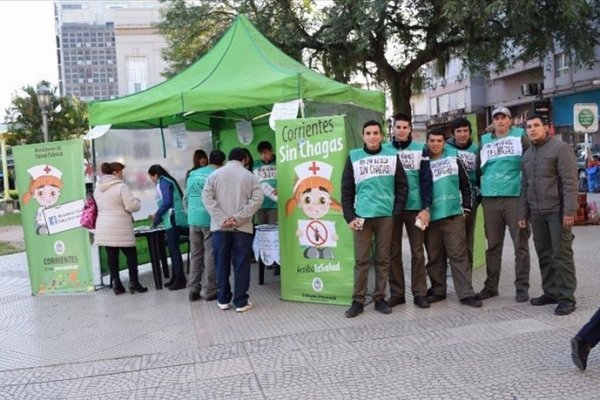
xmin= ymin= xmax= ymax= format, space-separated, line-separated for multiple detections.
xmin=253 ymin=158 xmax=277 ymax=209
xmin=185 ymin=165 xmax=215 ymax=227
xmin=385 ymin=140 xmax=424 ymax=210
xmin=430 ymin=148 xmax=462 ymax=221
xmin=157 ymin=176 xmax=187 ymax=229
xmin=349 ymin=146 xmax=397 ymax=218
xmin=480 ymin=127 xmax=525 ymax=197
xmin=456 ymin=143 xmax=478 ymax=190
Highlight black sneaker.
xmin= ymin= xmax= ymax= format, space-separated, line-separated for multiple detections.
xmin=374 ymin=299 xmax=392 ymax=314
xmin=515 ymin=289 xmax=529 ymax=303
xmin=530 ymin=294 xmax=558 ymax=306
xmin=475 ymin=288 xmax=498 ymax=300
xmin=388 ymin=296 xmax=406 ymax=307
xmin=413 ymin=296 xmax=430 ymax=309
xmin=460 ymin=296 xmax=483 ymax=308
xmin=555 ymin=301 xmax=576 ymax=315
xmin=188 ymin=291 xmax=201 ymax=302
xmin=345 ymin=301 xmax=364 ymax=318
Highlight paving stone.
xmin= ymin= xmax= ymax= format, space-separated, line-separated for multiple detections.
xmin=194 ymin=357 xmax=253 ymax=381
xmin=195 ymin=373 xmax=261 ymax=398
xmin=1 ymin=195 xmax=600 ymax=398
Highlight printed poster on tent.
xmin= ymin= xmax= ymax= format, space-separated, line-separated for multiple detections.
xmin=275 ymin=115 xmax=354 ymax=305
xmin=13 ymin=139 xmax=94 ymax=295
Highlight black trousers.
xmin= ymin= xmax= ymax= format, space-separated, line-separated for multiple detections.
xmin=577 ymin=307 xmax=600 ymax=348
xmin=106 ymin=246 xmax=139 ymax=284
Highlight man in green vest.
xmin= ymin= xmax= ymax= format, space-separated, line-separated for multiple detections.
xmin=385 ymin=112 xmax=433 ymax=309
xmin=253 ymin=141 xmax=278 ymax=225
xmin=184 ymin=150 xmax=225 ymax=302
xmin=253 ymin=141 xmax=280 ymax=274
xmin=424 ymin=128 xmax=481 ymax=307
xmin=476 ymin=106 xmax=531 ymax=303
xmin=518 ymin=115 xmax=578 ymax=315
xmin=342 ymin=120 xmax=408 ymax=318
xmin=447 ymin=117 xmax=478 ymax=267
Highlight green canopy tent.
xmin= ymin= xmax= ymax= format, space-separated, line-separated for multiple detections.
xmin=88 ymin=14 xmax=385 ymax=144
xmin=87 ymin=15 xmax=386 ymax=283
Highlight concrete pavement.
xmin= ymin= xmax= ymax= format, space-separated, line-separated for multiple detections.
xmin=1 ymin=200 xmax=600 ymax=399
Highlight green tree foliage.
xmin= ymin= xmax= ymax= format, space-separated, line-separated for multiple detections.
xmin=3 ymin=82 xmax=89 ymax=145
xmin=157 ymin=0 xmax=600 ymax=116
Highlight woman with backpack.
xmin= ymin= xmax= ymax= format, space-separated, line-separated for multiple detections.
xmin=94 ymin=162 xmax=147 ymax=295
xmin=148 ymin=164 xmax=188 ymax=290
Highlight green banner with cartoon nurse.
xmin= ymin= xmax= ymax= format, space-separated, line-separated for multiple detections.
xmin=276 ymin=116 xmax=354 ymax=305
xmin=13 ymin=139 xmax=93 ymax=294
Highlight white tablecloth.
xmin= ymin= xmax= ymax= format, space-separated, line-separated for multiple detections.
xmin=252 ymin=224 xmax=280 ymax=266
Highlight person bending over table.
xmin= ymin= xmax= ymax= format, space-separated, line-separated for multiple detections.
xmin=148 ymin=164 xmax=188 ymax=291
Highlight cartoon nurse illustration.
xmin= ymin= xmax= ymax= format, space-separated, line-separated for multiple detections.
xmin=21 ymin=164 xmax=64 ymax=235
xmin=285 ymin=161 xmax=342 ymax=259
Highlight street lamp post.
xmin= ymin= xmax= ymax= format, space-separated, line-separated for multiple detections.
xmin=37 ymin=85 xmax=51 ymax=143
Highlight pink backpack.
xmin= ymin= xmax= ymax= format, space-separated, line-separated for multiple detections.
xmin=80 ymin=196 xmax=98 ymax=229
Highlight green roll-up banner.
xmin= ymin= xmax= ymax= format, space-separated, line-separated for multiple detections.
xmin=276 ymin=115 xmax=354 ymax=305
xmin=13 ymin=139 xmax=94 ymax=294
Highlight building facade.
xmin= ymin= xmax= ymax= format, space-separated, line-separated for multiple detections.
xmin=54 ymin=1 xmax=167 ymax=102
xmin=418 ymin=49 xmax=600 ymax=146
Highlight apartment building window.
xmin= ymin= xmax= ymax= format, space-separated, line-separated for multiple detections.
xmin=456 ymin=88 xmax=465 ymax=109
xmin=127 ymin=57 xmax=148 ymax=94
xmin=439 ymin=94 xmax=449 ymax=113
xmin=555 ymin=53 xmax=569 ymax=78
xmin=430 ymin=97 xmax=438 ymax=115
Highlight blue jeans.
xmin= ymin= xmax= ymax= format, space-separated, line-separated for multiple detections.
xmin=213 ymin=230 xmax=253 ymax=308
xmin=166 ymin=226 xmax=186 ymax=282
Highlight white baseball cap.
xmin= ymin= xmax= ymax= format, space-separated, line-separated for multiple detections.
xmin=492 ymin=106 xmax=511 ymax=118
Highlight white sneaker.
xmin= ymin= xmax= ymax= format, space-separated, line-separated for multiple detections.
xmin=235 ymin=302 xmax=253 ymax=313
xmin=217 ymin=302 xmax=230 ymax=310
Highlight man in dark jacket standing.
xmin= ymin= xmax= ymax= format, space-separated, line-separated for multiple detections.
xmin=518 ymin=115 xmax=578 ymax=315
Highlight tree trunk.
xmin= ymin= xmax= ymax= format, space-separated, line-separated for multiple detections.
xmin=386 ymin=72 xmax=413 ymax=119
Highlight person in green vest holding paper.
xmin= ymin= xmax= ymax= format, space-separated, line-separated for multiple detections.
xmin=342 ymin=120 xmax=408 ymax=318
xmin=184 ymin=150 xmax=225 ymax=302
xmin=148 ymin=164 xmax=188 ymax=291
xmin=253 ymin=141 xmax=278 ymax=225
xmin=424 ymin=128 xmax=481 ymax=307
xmin=476 ymin=106 xmax=531 ymax=303
xmin=385 ymin=112 xmax=433 ymax=309
xmin=447 ymin=117 xmax=479 ymax=267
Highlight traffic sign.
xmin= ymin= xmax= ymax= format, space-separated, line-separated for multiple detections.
xmin=574 ymin=103 xmax=598 ymax=133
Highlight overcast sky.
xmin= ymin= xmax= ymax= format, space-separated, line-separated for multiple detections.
xmin=0 ymin=1 xmax=57 ymax=115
